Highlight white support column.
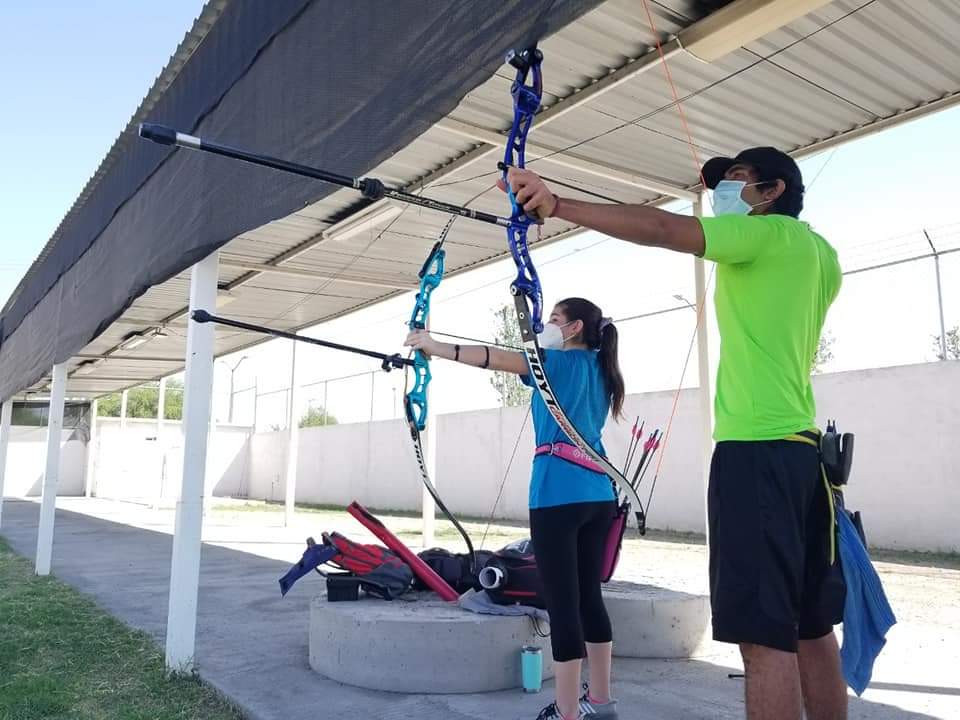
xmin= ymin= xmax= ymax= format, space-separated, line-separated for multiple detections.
xmin=693 ymin=194 xmax=714 ymax=540
xmin=283 ymin=338 xmax=301 ymax=528
xmin=84 ymin=399 xmax=98 ymax=498
xmin=35 ymin=363 xmax=67 ymax=576
xmin=165 ymin=250 xmax=218 ymax=673
xmin=421 ymin=320 xmax=435 ymax=547
xmin=204 ymin=392 xmax=217 ymax=513
xmin=155 ymin=378 xmax=167 ymax=508
xmin=120 ymin=389 xmax=128 ymax=433
xmin=0 ymin=400 xmax=13 ymax=528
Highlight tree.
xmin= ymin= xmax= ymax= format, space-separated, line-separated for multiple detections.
xmin=299 ymin=405 xmax=338 ymax=428
xmin=489 ymin=304 xmax=532 ymax=407
xmin=163 ymin=379 xmax=184 ymax=420
xmin=932 ymin=326 xmax=960 ymax=361
xmin=811 ymin=331 xmax=835 ymax=375
xmin=96 ymin=378 xmax=184 ymax=419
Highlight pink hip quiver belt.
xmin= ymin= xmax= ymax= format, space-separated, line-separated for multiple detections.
xmin=534 ymin=442 xmax=605 ymax=474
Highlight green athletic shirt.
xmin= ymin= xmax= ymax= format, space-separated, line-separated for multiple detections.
xmin=699 ymin=214 xmax=842 ymax=441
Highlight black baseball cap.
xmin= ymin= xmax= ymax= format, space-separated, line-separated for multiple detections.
xmin=701 ymin=147 xmax=804 ymax=193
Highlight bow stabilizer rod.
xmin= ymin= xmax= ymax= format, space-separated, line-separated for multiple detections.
xmin=139 ymin=123 xmax=512 ymax=228
xmin=191 ymin=310 xmax=411 ymax=371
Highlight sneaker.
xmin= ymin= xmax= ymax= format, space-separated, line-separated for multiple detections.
xmin=578 ymin=684 xmax=619 ymax=718
xmin=535 ymin=701 xmax=582 ymax=720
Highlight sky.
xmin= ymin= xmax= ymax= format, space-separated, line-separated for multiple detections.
xmin=1 ymin=2 xmax=958 ymax=428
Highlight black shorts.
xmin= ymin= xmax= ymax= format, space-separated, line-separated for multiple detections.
xmin=708 ymin=435 xmax=844 ymax=653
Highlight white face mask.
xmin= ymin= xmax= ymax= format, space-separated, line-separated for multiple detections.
xmin=537 ymin=321 xmax=573 ymax=350
xmin=711 ymin=179 xmax=767 ymax=216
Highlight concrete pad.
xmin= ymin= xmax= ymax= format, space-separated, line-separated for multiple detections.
xmin=2 ymin=499 xmax=957 ymax=720
xmin=605 ymin=580 xmax=711 ymax=658
xmin=309 ymin=593 xmax=554 ymax=693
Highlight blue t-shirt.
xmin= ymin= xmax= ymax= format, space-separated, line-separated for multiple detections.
xmin=521 ymin=349 xmax=616 ymax=509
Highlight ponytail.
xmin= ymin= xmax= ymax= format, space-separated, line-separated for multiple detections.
xmin=557 ymin=297 xmax=626 ymax=421
xmin=598 ymin=322 xmax=626 ymax=420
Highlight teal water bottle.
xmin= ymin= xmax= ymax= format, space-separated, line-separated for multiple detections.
xmin=521 ymin=645 xmax=543 ymax=693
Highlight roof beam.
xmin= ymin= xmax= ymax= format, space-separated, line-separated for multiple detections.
xmin=419 ymin=38 xmax=693 ymax=200
xmin=434 ymin=117 xmax=698 ymax=201
xmin=75 ymin=354 xmax=185 ymax=362
xmin=219 ymin=259 xmax=416 ymax=289
xmin=795 ymin=91 xmax=960 ymax=158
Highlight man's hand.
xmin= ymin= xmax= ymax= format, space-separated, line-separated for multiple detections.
xmin=498 ymin=165 xmax=705 ymax=256
xmin=496 ymin=167 xmax=558 ymax=219
xmin=404 ymin=329 xmax=439 ymax=359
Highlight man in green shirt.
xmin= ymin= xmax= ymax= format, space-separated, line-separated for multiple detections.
xmin=502 ymin=147 xmax=845 ymax=720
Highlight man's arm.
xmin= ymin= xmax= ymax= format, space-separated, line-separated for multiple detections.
xmin=502 ymin=168 xmax=705 ymax=256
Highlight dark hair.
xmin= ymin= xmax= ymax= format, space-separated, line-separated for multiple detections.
xmin=756 ymin=166 xmax=804 ymax=218
xmin=556 ymin=297 xmax=625 ymax=420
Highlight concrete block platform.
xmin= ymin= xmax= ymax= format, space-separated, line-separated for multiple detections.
xmin=309 ymin=582 xmax=709 ymax=694
xmin=309 ymin=593 xmax=554 ymax=693
xmin=604 ymin=581 xmax=711 ymax=659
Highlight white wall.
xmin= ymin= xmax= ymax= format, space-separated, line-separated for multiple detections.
xmin=246 ymin=362 xmax=960 ymax=553
xmin=813 ymin=362 xmax=960 ymax=554
xmin=246 ymin=420 xmax=422 ymax=511
xmin=3 ymin=427 xmax=86 ymax=496
xmin=91 ymin=418 xmax=252 ymax=503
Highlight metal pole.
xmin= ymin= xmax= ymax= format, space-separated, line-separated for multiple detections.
xmin=36 ymin=363 xmax=67 ymax=576
xmin=84 ymin=399 xmax=98 ymax=498
xmin=120 ymin=389 xmax=128 ymax=433
xmin=693 ymin=194 xmax=713 ymax=540
xmin=284 ymin=338 xmax=301 ymax=527
xmin=0 ymin=400 xmax=12 ymax=528
xmin=925 ymin=230 xmax=948 ymax=360
xmin=156 ymin=378 xmax=166 ymax=508
xmin=322 ymin=382 xmax=328 ymax=426
xmin=369 ymin=372 xmax=376 ymax=422
xmin=165 ymin=250 xmax=218 ymax=673
xmin=228 ymin=369 xmax=235 ymax=423
xmin=253 ymin=377 xmax=259 ymax=430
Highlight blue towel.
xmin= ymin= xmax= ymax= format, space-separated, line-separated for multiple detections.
xmin=837 ymin=510 xmax=896 ymax=695
xmin=278 ymin=543 xmax=338 ymax=596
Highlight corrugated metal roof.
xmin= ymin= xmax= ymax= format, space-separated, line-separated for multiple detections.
xmin=13 ymin=0 xmax=960 ymax=399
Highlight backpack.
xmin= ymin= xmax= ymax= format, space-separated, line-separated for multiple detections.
xmin=479 ymin=539 xmax=546 ymax=609
xmin=416 ymin=548 xmax=496 ymax=594
xmin=278 ymin=532 xmax=414 ymax=600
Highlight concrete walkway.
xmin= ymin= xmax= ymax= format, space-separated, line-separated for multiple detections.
xmin=1 ymin=499 xmax=952 ymax=720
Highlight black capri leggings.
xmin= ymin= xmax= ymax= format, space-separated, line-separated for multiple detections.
xmin=529 ymin=500 xmax=617 ymax=662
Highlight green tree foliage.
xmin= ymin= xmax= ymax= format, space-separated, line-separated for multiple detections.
xmin=489 ymin=305 xmax=532 ymax=407
xmin=299 ymin=405 xmax=338 ymax=428
xmin=96 ymin=378 xmax=184 ymax=420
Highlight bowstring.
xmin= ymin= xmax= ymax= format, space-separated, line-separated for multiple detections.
xmin=637 ymin=0 xmax=715 ymax=518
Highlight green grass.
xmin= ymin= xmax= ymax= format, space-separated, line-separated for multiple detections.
xmin=0 ymin=538 xmax=245 ymax=720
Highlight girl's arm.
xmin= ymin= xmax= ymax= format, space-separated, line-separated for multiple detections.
xmin=405 ymin=330 xmax=529 ymax=375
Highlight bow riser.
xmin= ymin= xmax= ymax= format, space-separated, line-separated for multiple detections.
xmin=405 ymin=245 xmax=446 ymax=432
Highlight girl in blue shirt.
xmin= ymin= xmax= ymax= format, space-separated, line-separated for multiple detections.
xmin=406 ymin=297 xmax=624 ymax=720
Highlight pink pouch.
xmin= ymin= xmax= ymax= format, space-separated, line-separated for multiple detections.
xmin=601 ymin=500 xmax=629 ymax=582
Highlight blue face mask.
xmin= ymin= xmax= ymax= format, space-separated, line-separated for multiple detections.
xmin=711 ymin=179 xmax=770 ymax=216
